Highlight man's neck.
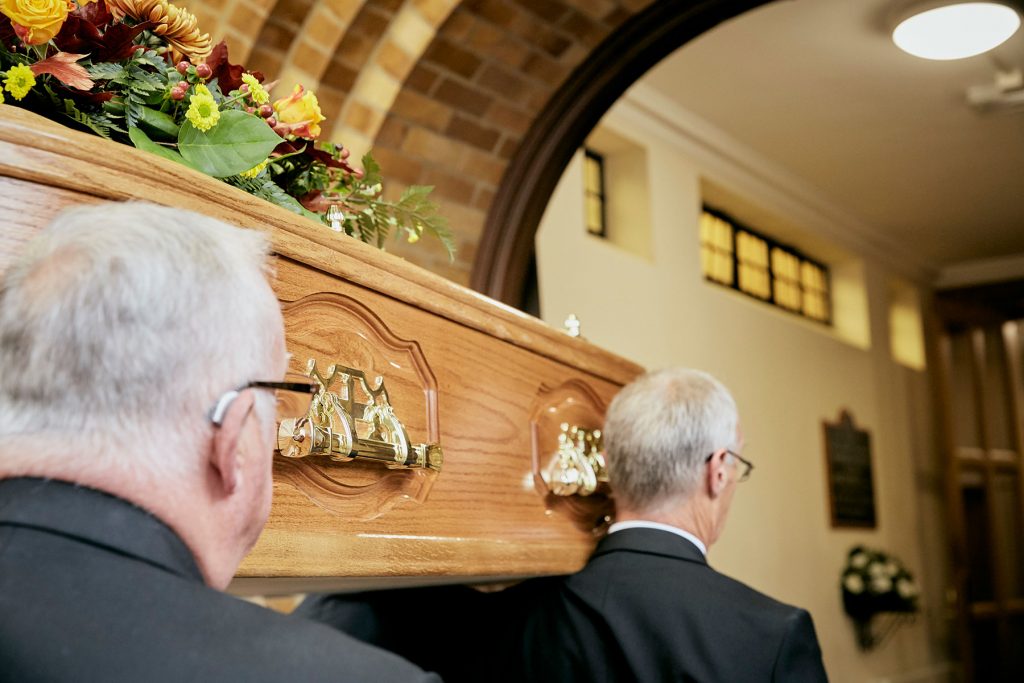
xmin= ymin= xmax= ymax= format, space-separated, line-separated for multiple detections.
xmin=615 ymin=502 xmax=713 ymax=551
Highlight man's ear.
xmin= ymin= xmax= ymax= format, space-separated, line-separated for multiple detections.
xmin=705 ymin=449 xmax=730 ymax=498
xmin=210 ymin=391 xmax=255 ymax=496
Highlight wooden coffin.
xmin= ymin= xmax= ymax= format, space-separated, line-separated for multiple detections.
xmin=0 ymin=106 xmax=644 ymax=592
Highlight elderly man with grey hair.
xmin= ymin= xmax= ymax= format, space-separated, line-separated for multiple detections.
xmin=0 ymin=203 xmax=439 ymax=682
xmin=506 ymin=368 xmax=828 ymax=682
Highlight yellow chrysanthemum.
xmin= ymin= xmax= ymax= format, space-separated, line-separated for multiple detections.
xmin=241 ymin=73 xmax=268 ymax=105
xmin=192 ymin=83 xmax=211 ymax=98
xmin=0 ymin=87 xmax=4 ymax=104
xmin=238 ymin=159 xmax=269 ymax=179
xmin=3 ymin=64 xmax=36 ymax=100
xmin=185 ymin=93 xmax=219 ymax=132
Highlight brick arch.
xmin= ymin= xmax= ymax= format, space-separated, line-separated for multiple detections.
xmin=174 ymin=0 xmax=771 ymax=291
xmin=473 ymin=0 xmax=774 ymax=304
xmin=175 ymin=0 xmax=280 ymax=66
xmin=367 ymin=0 xmax=663 ymax=284
xmin=273 ymin=0 xmax=370 ymax=92
xmin=244 ymin=0 xmax=316 ymax=76
xmin=327 ymin=0 xmax=462 ymax=156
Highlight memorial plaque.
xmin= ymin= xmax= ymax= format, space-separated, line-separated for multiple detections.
xmin=824 ymin=410 xmax=876 ymax=528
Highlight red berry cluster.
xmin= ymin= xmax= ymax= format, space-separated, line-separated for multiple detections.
xmin=169 ymin=61 xmax=212 ymax=101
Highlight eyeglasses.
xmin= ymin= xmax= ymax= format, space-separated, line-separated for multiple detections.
xmin=209 ymin=377 xmax=318 ymax=427
xmin=704 ymin=449 xmax=754 ymax=483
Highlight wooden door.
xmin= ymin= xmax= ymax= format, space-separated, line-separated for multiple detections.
xmin=937 ymin=317 xmax=1024 ymax=681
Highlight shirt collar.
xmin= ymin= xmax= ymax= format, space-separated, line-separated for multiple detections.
xmin=607 ymin=519 xmax=708 ymax=557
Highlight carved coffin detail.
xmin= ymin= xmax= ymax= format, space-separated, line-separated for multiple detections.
xmin=530 ymin=380 xmax=613 ymax=533
xmin=275 ymin=292 xmax=440 ymax=520
xmin=0 ymin=107 xmax=646 ymax=587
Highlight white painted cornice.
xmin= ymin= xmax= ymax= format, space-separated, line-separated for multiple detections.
xmin=936 ymin=252 xmax=1024 ymax=289
xmin=613 ymin=82 xmax=939 ymax=285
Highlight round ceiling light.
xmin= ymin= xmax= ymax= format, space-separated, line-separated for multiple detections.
xmin=892 ymin=2 xmax=1021 ymax=60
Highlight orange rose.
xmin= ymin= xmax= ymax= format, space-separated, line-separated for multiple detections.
xmin=1 ymin=0 xmax=72 ymax=45
xmin=272 ymin=84 xmax=326 ymax=139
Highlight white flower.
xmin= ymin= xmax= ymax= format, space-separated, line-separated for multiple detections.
xmin=870 ymin=576 xmax=892 ymax=594
xmin=897 ymin=579 xmax=918 ymax=599
xmin=850 ymin=552 xmax=869 ymax=569
xmin=844 ymin=574 xmax=865 ymax=594
xmin=885 ymin=561 xmax=899 ymax=576
xmin=868 ymin=561 xmax=888 ymax=578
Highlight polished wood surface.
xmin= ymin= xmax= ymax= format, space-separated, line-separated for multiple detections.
xmin=0 ymin=106 xmax=645 ymax=590
xmin=0 ymin=105 xmax=641 ymax=386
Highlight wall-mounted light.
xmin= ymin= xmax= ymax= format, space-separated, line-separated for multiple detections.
xmin=892 ymin=2 xmax=1021 ymax=60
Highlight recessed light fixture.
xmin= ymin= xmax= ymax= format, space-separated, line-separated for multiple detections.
xmin=892 ymin=2 xmax=1021 ymax=60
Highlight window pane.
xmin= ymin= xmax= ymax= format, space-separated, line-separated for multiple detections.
xmin=699 ymin=207 xmax=829 ymax=325
xmin=739 ymin=263 xmax=769 ymax=299
xmin=804 ymin=291 xmax=827 ymax=321
xmin=700 ymin=212 xmax=714 ymax=246
xmin=584 ymin=157 xmax=601 ymax=193
xmin=802 ymin=261 xmax=824 ymax=291
xmin=585 ymin=196 xmax=602 ymax=233
xmin=737 ymin=231 xmax=768 ymax=266
xmin=715 ymin=218 xmax=732 ymax=250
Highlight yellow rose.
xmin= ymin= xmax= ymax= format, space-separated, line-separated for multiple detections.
xmin=272 ymin=84 xmax=325 ymax=139
xmin=1 ymin=0 xmax=72 ymax=45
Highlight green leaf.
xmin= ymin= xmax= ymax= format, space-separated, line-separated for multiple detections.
xmin=229 ymin=176 xmax=320 ymax=221
xmin=360 ymin=153 xmax=383 ymax=187
xmin=61 ymin=98 xmax=123 ymax=140
xmin=88 ymin=63 xmax=126 ymax=80
xmin=178 ymin=109 xmax=282 ymax=178
xmin=136 ymin=106 xmax=179 ymax=141
xmin=129 ymin=126 xmax=199 ymax=171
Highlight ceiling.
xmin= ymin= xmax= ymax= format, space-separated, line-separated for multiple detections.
xmin=641 ymin=0 xmax=1024 ymax=279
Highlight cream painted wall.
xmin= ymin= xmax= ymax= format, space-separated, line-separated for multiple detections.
xmin=535 ymin=101 xmax=953 ymax=682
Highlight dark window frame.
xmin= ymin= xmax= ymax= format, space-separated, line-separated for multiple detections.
xmin=583 ymin=148 xmax=608 ymax=238
xmin=701 ymin=206 xmax=832 ymax=326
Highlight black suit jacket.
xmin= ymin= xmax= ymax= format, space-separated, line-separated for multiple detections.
xmin=510 ymin=527 xmax=828 ymax=683
xmin=0 ymin=477 xmax=440 ymax=683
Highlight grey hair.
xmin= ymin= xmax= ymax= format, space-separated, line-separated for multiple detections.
xmin=604 ymin=368 xmax=739 ymax=510
xmin=0 ymin=201 xmax=281 ymax=480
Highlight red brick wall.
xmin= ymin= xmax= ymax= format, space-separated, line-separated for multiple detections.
xmin=183 ymin=0 xmax=658 ymax=286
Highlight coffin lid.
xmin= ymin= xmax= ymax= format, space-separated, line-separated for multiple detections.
xmin=0 ymin=105 xmax=642 ymax=385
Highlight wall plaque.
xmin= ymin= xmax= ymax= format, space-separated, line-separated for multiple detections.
xmin=824 ymin=410 xmax=876 ymax=528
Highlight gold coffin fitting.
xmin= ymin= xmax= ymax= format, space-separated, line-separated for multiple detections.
xmin=276 ymin=359 xmax=443 ymax=472
xmin=548 ymin=422 xmax=607 ymax=497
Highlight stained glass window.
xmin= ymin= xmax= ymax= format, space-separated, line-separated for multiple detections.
xmin=700 ymin=207 xmax=831 ymax=325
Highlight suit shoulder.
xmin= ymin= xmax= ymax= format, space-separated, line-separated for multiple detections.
xmin=187 ymin=589 xmax=440 ymax=682
xmin=706 ymin=569 xmax=806 ymax=616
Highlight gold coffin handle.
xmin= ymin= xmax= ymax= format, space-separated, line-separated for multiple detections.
xmin=547 ymin=423 xmax=607 ymax=497
xmin=276 ymin=359 xmax=443 ymax=472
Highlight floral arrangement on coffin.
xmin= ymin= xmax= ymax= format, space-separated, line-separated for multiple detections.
xmin=0 ymin=0 xmax=454 ymax=256
xmin=841 ymin=545 xmax=919 ymax=649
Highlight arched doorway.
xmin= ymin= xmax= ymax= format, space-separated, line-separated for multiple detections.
xmin=470 ymin=0 xmax=771 ymax=307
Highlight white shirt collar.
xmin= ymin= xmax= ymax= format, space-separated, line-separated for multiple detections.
xmin=607 ymin=520 xmax=708 ymax=557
